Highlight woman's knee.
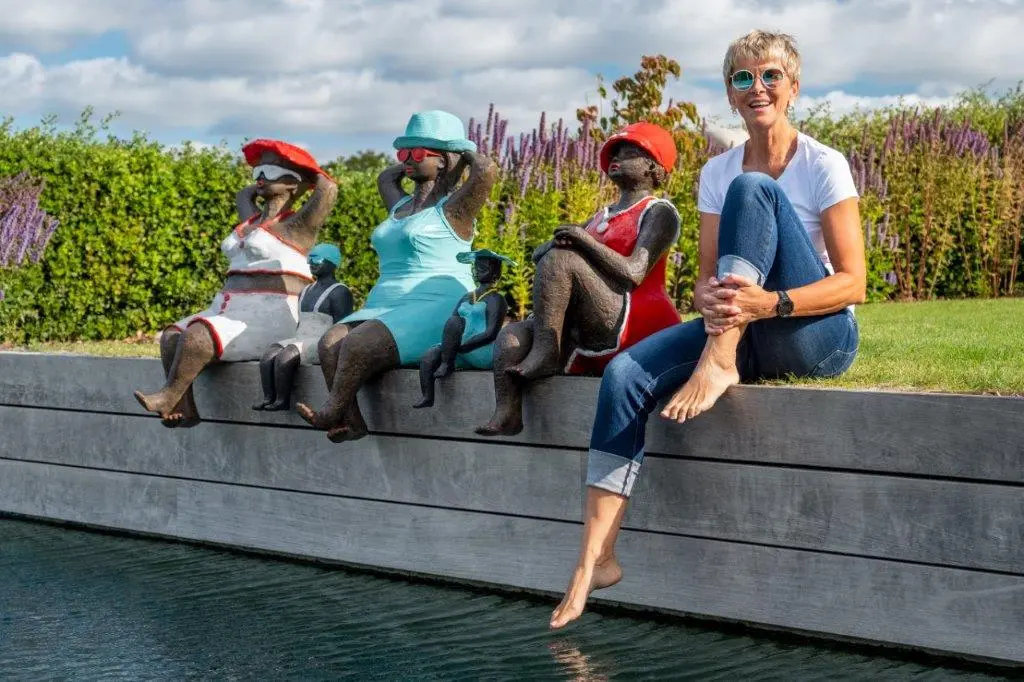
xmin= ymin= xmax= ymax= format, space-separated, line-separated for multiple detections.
xmin=318 ymin=324 xmax=348 ymax=357
xmin=726 ymin=171 xmax=778 ymax=200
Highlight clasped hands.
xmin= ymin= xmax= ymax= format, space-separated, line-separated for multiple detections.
xmin=532 ymin=225 xmax=592 ymax=263
xmin=695 ymin=275 xmax=779 ymax=335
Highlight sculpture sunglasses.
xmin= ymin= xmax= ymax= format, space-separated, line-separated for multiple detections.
xmin=730 ymin=67 xmax=786 ymax=91
xmin=396 ymin=148 xmax=443 ymax=163
xmin=252 ymin=164 xmax=303 ymax=182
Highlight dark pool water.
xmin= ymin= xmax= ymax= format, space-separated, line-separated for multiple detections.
xmin=0 ymin=518 xmax=1011 ymax=681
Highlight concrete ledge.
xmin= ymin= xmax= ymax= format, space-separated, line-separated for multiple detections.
xmin=1 ymin=352 xmax=1022 ymax=667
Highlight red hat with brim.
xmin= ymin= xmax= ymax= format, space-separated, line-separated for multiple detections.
xmin=599 ymin=122 xmax=678 ymax=175
xmin=242 ymin=138 xmax=333 ymax=181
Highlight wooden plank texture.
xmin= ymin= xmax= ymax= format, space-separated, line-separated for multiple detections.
xmin=3 ymin=405 xmax=1021 ymax=574
xmin=1 ymin=352 xmax=1023 ymax=480
xmin=1 ymin=459 xmax=1022 ymax=665
xmin=0 ymin=406 xmax=583 ymax=522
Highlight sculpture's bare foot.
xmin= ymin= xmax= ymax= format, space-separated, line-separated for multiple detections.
xmin=475 ymin=409 xmax=523 ymax=437
xmin=549 ymin=555 xmax=623 ymax=630
xmin=134 ymin=389 xmax=176 ymax=418
xmin=295 ymin=402 xmax=323 ymax=428
xmin=507 ymin=349 xmax=559 ymax=381
xmin=326 ymin=423 xmax=368 ymax=443
xmin=413 ymin=397 xmax=434 ymax=409
xmin=433 ymin=362 xmax=453 ymax=379
xmin=660 ymin=353 xmax=739 ymax=424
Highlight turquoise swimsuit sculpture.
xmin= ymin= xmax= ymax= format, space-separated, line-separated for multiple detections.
xmin=341 ymin=194 xmax=476 ymax=366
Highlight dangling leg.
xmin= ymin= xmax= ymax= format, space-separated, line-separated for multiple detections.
xmin=434 ymin=316 xmax=466 ymax=379
xmin=253 ymin=346 xmax=282 ymax=410
xmin=476 ymin=320 xmax=532 ymax=436
xmin=265 ymin=345 xmax=301 ymax=411
xmin=414 ymin=345 xmax=443 ymax=408
xmin=296 ymin=321 xmax=399 ymax=442
xmin=134 ymin=321 xmax=217 ymax=425
xmin=551 ymin=321 xmax=708 ymax=628
xmin=147 ymin=328 xmax=201 ymax=428
xmin=663 ymin=172 xmax=830 ymax=422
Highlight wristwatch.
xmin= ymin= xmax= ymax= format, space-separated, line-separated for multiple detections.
xmin=775 ymin=290 xmax=794 ymax=318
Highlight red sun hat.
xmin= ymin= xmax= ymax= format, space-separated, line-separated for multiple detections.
xmin=242 ymin=138 xmax=333 ymax=180
xmin=599 ymin=122 xmax=678 ymax=175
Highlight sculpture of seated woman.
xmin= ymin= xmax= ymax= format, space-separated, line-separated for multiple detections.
xmin=134 ymin=139 xmax=338 ymax=427
xmin=252 ymin=243 xmax=353 ymax=411
xmin=295 ymin=110 xmax=497 ymax=442
xmin=476 ymin=122 xmax=683 ymax=436
xmin=413 ymin=248 xmax=515 ymax=408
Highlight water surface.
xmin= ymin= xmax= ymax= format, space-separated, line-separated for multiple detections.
xmin=0 ymin=519 xmax=1009 ymax=680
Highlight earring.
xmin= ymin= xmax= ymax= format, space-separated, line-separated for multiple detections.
xmin=730 ymin=105 xmax=737 ymax=115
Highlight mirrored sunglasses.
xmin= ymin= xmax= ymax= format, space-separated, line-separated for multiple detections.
xmin=252 ymin=164 xmax=303 ymax=182
xmin=730 ymin=67 xmax=786 ymax=91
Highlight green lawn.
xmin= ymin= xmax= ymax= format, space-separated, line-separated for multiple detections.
xmin=8 ymin=299 xmax=1024 ymax=396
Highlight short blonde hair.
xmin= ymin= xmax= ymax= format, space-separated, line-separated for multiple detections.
xmin=723 ymin=30 xmax=801 ymax=85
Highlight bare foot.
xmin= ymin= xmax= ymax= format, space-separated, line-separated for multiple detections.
xmin=296 ymin=402 xmax=338 ymax=430
xmin=134 ymin=390 xmax=175 ymax=418
xmin=508 ymin=350 xmax=559 ymax=381
xmin=659 ymin=353 xmax=739 ymax=424
xmin=475 ymin=412 xmax=523 ymax=437
xmin=433 ymin=362 xmax=453 ymax=379
xmin=549 ymin=556 xmax=623 ymax=629
xmin=327 ymin=424 xmax=368 ymax=443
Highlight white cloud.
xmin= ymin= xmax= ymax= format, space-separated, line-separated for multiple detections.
xmin=0 ymin=0 xmax=1020 ymax=157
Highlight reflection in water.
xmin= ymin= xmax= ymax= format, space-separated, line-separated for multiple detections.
xmin=549 ymin=640 xmax=610 ymax=681
xmin=0 ymin=518 xmax=1008 ymax=681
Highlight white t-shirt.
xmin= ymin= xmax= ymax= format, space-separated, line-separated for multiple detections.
xmin=697 ymin=132 xmax=858 ymax=271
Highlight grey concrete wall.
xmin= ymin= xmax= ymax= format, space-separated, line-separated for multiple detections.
xmin=1 ymin=352 xmax=1022 ymax=667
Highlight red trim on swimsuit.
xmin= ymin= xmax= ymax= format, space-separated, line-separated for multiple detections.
xmin=233 ymin=211 xmax=308 ymax=255
xmin=564 ymin=196 xmax=681 ymax=376
xmin=187 ymin=317 xmax=224 ymax=359
xmin=226 ymin=268 xmax=315 ymax=282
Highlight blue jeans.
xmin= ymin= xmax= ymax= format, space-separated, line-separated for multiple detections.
xmin=586 ymin=173 xmax=859 ymax=497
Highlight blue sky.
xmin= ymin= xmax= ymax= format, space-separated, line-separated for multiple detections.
xmin=0 ymin=0 xmax=1020 ymax=162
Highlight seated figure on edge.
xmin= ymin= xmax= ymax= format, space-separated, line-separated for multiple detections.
xmin=252 ymin=243 xmax=353 ymax=411
xmin=295 ymin=110 xmax=498 ymax=442
xmin=476 ymin=122 xmax=683 ymax=437
xmin=414 ymin=248 xmax=515 ymax=408
xmin=134 ymin=139 xmax=338 ymax=427
xmin=549 ymin=29 xmax=866 ymax=630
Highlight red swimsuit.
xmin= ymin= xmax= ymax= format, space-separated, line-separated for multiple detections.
xmin=564 ymin=196 xmax=682 ymax=375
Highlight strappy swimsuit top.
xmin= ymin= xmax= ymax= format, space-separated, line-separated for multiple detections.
xmin=221 ymin=212 xmax=313 ymax=282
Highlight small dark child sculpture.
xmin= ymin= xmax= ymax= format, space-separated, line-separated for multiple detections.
xmin=477 ymin=122 xmax=683 ymax=436
xmin=414 ymin=249 xmax=515 ymax=408
xmin=253 ymin=243 xmax=353 ymax=411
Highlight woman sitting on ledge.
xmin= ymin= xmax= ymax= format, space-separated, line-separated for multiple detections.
xmin=550 ymin=29 xmax=866 ymax=629
xmin=134 ymin=140 xmax=338 ymax=427
xmin=296 ymin=110 xmax=497 ymax=442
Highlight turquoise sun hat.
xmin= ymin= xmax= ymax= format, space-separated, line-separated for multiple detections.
xmin=456 ymin=249 xmax=517 ymax=267
xmin=393 ymin=110 xmax=477 ymax=153
xmin=308 ymin=243 xmax=342 ymax=267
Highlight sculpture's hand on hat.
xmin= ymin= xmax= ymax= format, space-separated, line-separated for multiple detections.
xmin=235 ymin=183 xmax=260 ymax=222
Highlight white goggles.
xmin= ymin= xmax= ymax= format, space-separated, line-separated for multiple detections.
xmin=252 ymin=164 xmax=303 ymax=182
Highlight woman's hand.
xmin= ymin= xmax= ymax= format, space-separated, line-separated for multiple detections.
xmin=702 ymin=274 xmax=778 ymax=335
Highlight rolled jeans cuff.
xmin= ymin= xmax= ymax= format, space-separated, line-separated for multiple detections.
xmin=586 ymin=449 xmax=640 ymax=498
xmin=717 ymin=254 xmax=765 ymax=287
